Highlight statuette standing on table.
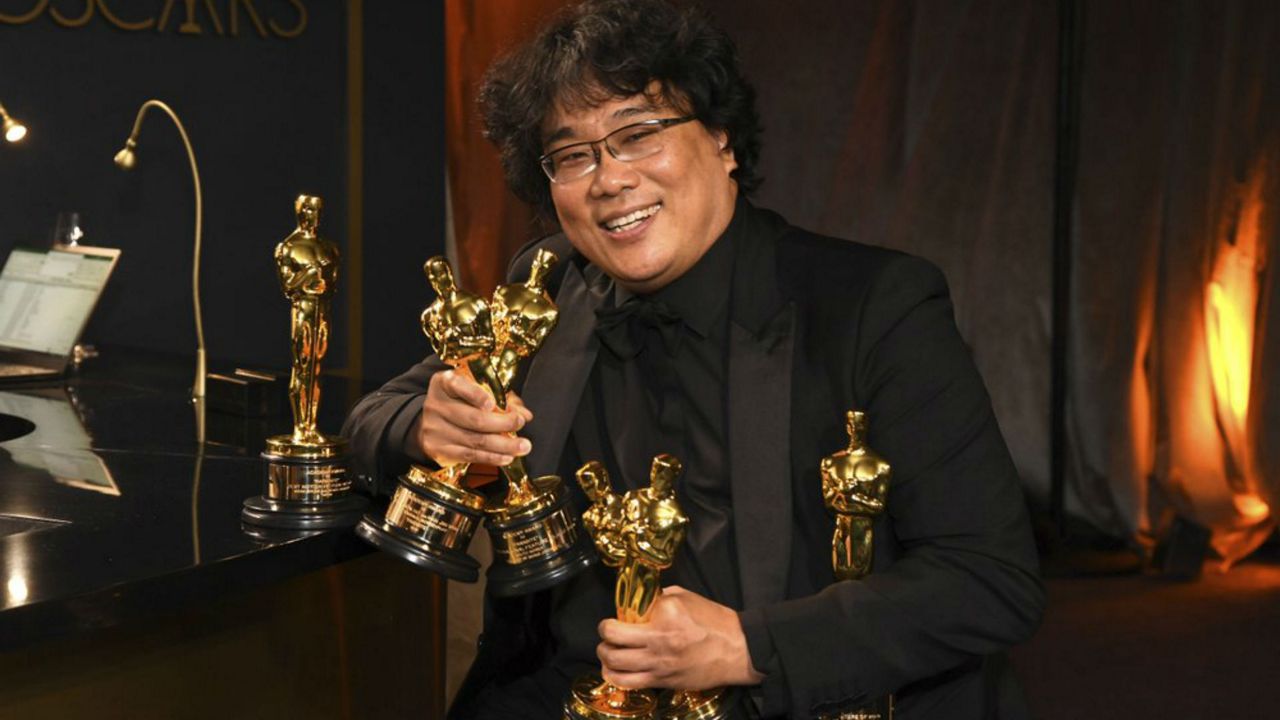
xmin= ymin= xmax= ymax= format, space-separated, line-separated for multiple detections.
xmin=243 ymin=194 xmax=367 ymax=533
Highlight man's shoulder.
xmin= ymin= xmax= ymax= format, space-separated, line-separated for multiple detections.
xmin=757 ymin=208 xmax=947 ymax=303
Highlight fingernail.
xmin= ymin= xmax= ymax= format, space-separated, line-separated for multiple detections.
xmin=518 ymin=439 xmax=532 ymax=455
xmin=497 ymin=455 xmax=514 ymax=466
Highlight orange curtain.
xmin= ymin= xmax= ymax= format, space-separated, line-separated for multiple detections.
xmin=444 ymin=0 xmax=572 ymax=294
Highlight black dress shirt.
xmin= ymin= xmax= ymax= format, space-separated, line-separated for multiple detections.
xmin=592 ymin=213 xmax=741 ymax=609
xmin=523 ymin=206 xmax=751 ymax=715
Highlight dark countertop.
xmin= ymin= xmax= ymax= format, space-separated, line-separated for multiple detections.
xmin=0 ymin=347 xmax=376 ymax=651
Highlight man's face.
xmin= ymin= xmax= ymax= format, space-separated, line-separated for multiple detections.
xmin=542 ymin=90 xmax=738 ymax=294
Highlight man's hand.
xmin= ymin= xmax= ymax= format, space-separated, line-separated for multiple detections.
xmin=418 ymin=369 xmax=533 ymax=466
xmin=597 ymin=586 xmax=765 ymax=690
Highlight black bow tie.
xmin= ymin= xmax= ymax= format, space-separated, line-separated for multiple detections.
xmin=594 ymin=298 xmax=684 ymax=360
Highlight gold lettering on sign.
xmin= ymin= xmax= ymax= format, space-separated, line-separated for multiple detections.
xmin=230 ymin=0 xmax=265 ymax=38
xmin=98 ymin=0 xmax=155 ymax=30
xmin=0 ymin=0 xmax=307 ymax=37
xmin=157 ymin=0 xmax=224 ymax=35
xmin=50 ymin=0 xmax=93 ymax=28
xmin=0 ymin=0 xmax=49 ymax=24
xmin=268 ymin=0 xmax=305 ymax=38
xmin=199 ymin=0 xmax=225 ymax=34
xmin=180 ymin=0 xmax=203 ymax=34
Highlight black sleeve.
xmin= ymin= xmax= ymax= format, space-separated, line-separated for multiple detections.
xmin=341 ymin=355 xmax=447 ymax=496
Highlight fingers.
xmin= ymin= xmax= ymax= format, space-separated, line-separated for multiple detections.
xmin=598 ymin=619 xmax=649 ymax=648
xmin=435 ymin=372 xmax=532 ymax=431
xmin=439 ymin=370 xmax=497 ymax=411
xmin=506 ymin=392 xmax=535 ymax=423
xmin=449 ymin=401 xmax=529 ymax=435
xmin=597 ymin=643 xmax=653 ymax=674
xmin=427 ymin=432 xmax=531 ymax=467
xmin=602 ymin=668 xmax=655 ymax=691
xmin=419 ymin=370 xmax=535 ymax=465
xmin=598 ymin=636 xmax=663 ymax=689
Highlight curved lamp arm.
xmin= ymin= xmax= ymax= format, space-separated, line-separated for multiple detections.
xmin=113 ymin=100 xmax=206 ymax=401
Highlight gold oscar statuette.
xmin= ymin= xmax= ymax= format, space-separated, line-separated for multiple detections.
xmin=242 ymin=194 xmax=368 ymax=532
xmin=565 ymin=456 xmax=729 ymax=720
xmin=818 ymin=410 xmax=893 ymax=719
xmin=357 ymin=252 xmax=594 ymax=593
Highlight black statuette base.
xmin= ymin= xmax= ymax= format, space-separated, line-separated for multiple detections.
xmin=241 ymin=492 xmax=369 ymax=530
xmin=352 ymin=469 xmax=487 ymax=583
xmin=487 ymin=530 xmax=595 ymax=597
xmin=242 ymin=452 xmax=367 ymax=530
xmin=355 ymin=515 xmax=481 ymax=582
xmin=484 ymin=484 xmax=596 ymax=597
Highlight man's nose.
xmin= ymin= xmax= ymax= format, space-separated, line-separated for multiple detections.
xmin=589 ymin=145 xmax=639 ymax=197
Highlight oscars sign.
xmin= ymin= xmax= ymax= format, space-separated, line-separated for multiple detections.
xmin=0 ymin=0 xmax=308 ymax=38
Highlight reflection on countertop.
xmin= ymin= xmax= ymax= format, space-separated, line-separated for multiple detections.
xmin=0 ymin=388 xmax=118 ymax=496
xmin=0 ymin=346 xmax=374 ymax=650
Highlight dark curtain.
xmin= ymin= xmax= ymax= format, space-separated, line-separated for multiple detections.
xmin=704 ymin=0 xmax=1058 ymax=506
xmin=1068 ymin=1 xmax=1279 ymax=564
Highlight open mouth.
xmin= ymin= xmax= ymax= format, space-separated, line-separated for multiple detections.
xmin=601 ymin=203 xmax=661 ymax=233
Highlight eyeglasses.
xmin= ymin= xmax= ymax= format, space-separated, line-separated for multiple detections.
xmin=539 ymin=116 xmax=697 ymax=183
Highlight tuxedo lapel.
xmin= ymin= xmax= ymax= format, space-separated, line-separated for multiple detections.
xmin=520 ymin=257 xmax=607 ymax=478
xmin=729 ymin=307 xmax=796 ymax=609
xmin=727 ymin=203 xmax=797 ymax=610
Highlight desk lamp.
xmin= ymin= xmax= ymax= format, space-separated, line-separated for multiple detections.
xmin=113 ymin=100 xmax=207 ymax=402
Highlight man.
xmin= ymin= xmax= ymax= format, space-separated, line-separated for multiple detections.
xmin=343 ymin=1 xmax=1044 ymax=718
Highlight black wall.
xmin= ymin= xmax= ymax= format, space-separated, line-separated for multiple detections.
xmin=0 ymin=0 xmax=443 ymax=388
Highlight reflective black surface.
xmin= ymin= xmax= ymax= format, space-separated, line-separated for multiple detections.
xmin=0 ymin=347 xmax=374 ymax=650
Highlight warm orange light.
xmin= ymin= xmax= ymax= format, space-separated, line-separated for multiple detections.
xmin=1200 ymin=160 xmax=1268 ymax=548
xmin=1206 ymin=279 xmax=1253 ymax=425
xmin=1234 ymin=493 xmax=1270 ymax=523
xmin=1204 ymin=173 xmax=1264 ymax=466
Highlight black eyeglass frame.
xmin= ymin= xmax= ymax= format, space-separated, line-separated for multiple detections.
xmin=538 ymin=115 xmax=698 ymax=183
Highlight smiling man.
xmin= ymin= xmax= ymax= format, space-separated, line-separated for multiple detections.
xmin=343 ymin=1 xmax=1044 ymax=718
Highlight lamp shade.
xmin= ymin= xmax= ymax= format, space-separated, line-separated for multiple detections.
xmin=0 ymin=103 xmax=27 ymax=143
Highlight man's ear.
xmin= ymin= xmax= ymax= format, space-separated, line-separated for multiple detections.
xmin=714 ymin=129 xmax=738 ymax=172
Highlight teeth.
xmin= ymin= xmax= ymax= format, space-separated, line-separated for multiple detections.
xmin=603 ymin=204 xmax=660 ymax=231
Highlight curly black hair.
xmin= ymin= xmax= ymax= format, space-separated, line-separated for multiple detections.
xmin=478 ymin=0 xmax=763 ymax=218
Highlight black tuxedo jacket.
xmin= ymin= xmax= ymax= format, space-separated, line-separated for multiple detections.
xmin=343 ymin=203 xmax=1044 ymax=719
